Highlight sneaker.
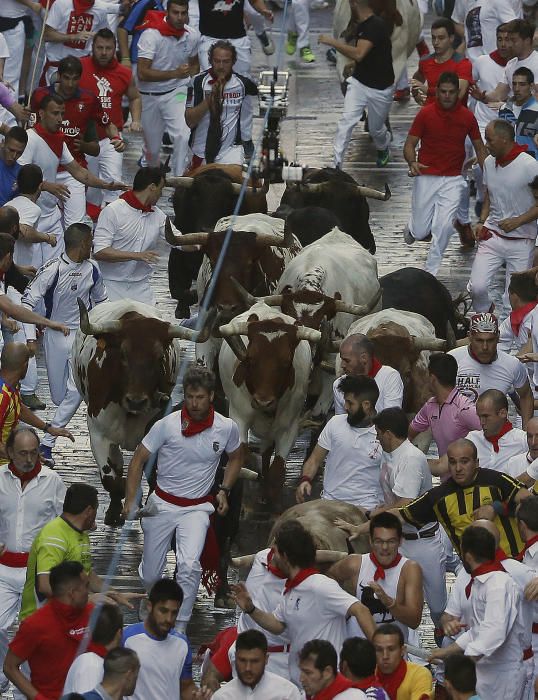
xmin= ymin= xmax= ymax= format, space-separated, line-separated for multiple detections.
xmin=22 ymin=393 xmax=46 ymax=411
xmin=257 ymin=31 xmax=275 ymax=55
xmin=403 ymin=227 xmax=415 ymax=245
xmin=454 ymin=219 xmax=475 ymax=248
xmin=326 ymin=47 xmax=337 ymax=64
xmin=393 ymin=87 xmax=411 ymax=102
xmin=376 ymin=149 xmax=390 ymax=167
xmin=300 ymin=46 xmax=316 ymax=63
xmin=39 ymin=444 xmax=55 ymax=468
xmin=286 ymin=32 xmax=298 ymax=55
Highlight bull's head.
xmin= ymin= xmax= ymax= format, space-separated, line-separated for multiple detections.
xmin=219 ymin=314 xmax=321 ymax=413
xmin=78 ymin=299 xmax=215 ymax=415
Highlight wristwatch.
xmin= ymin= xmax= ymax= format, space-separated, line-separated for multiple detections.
xmin=218 ymin=485 xmax=231 ymax=496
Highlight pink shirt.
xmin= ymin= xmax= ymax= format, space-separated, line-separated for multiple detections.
xmin=410 ymin=388 xmax=481 ymax=456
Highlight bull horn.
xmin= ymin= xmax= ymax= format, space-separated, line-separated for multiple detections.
xmin=301 ymin=182 xmax=329 ymax=193
xmin=334 ymin=286 xmax=382 ymax=316
xmin=411 ymin=336 xmax=447 ymax=351
xmin=168 ymin=307 xmax=218 ymax=342
xmin=231 ymin=182 xmax=255 ymax=195
xmin=219 ymin=320 xmax=250 ymax=337
xmin=355 ymin=183 xmax=391 ymax=201
xmin=231 ymin=554 xmax=256 ymax=568
xmin=164 ymin=217 xmax=182 ymax=247
xmin=296 ymin=327 xmax=322 ymax=343
xmin=255 ymin=230 xmax=293 ymax=248
xmin=239 ymin=467 xmax=258 ymax=480
xmin=77 ymin=298 xmax=121 ymax=336
xmin=224 ymin=335 xmax=248 ymax=362
xmin=320 ymin=360 xmax=336 ymax=373
xmin=230 ymin=278 xmax=258 ymax=307
xmin=166 ymin=176 xmax=194 ymax=188
xmin=171 ymin=231 xmax=210 ymax=247
xmin=315 ymin=550 xmax=348 ymax=563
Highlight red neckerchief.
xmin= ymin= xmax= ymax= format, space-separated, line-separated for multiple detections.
xmin=490 ymin=50 xmax=508 ymax=67
xmin=34 ymin=123 xmax=65 ymax=159
xmin=516 ymin=534 xmax=538 ymax=561
xmin=368 ymin=357 xmax=382 ymax=378
xmin=8 ymin=460 xmax=42 ymax=484
xmin=370 ymin=552 xmax=402 ymax=581
xmin=310 ymin=673 xmax=353 ymax=700
xmin=468 ymin=346 xmax=497 ymax=365
xmin=510 ymin=302 xmax=538 ymax=337
xmin=181 ymin=405 xmax=215 ymax=437
xmin=265 ymin=549 xmax=287 ymax=579
xmin=120 ymin=190 xmax=154 ymax=213
xmin=283 ymin=567 xmax=318 ymax=594
xmin=485 ymin=420 xmax=513 ymax=453
xmin=496 ymin=143 xmax=528 ymax=167
xmin=87 ymin=641 xmax=108 ymax=658
xmin=49 ymin=599 xmax=93 ymax=642
xmin=495 ymin=547 xmax=508 ymax=562
xmin=465 ymin=560 xmax=505 ymax=598
xmin=136 ymin=10 xmax=186 ymax=37
xmin=207 ymin=69 xmax=229 ymax=86
xmin=376 ymin=659 xmax=408 ymax=700
xmin=72 ymin=0 xmax=94 ymax=12
xmin=352 ymin=674 xmax=378 ymax=690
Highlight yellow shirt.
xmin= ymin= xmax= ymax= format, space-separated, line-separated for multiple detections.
xmin=0 ymin=377 xmax=21 ymax=465
xmin=396 ymin=662 xmax=434 ymax=700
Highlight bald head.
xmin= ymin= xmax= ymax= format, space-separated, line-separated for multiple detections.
xmin=472 ymin=519 xmax=501 ymax=547
xmin=0 ymin=207 xmax=19 ymax=237
xmin=527 ymin=417 xmax=538 ymax=459
xmin=1 ymin=343 xmax=30 ymax=374
xmin=340 ymin=333 xmax=375 ymax=376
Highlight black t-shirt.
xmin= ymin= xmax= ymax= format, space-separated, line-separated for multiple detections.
xmin=352 ymin=15 xmax=394 ymax=90
xmin=198 ymin=0 xmax=246 ymax=39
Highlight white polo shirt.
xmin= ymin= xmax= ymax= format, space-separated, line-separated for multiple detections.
xmin=272 ymin=574 xmax=358 ymax=687
xmin=123 ymin=623 xmax=192 ymax=700
xmin=8 ymin=195 xmax=42 ymax=268
xmin=502 ymin=52 xmax=538 ymax=91
xmin=211 ymin=671 xmax=302 ymax=700
xmin=505 ymin=451 xmax=533 ymax=479
xmin=142 ymin=410 xmax=241 ymax=499
xmin=379 ymin=439 xmax=434 ymax=536
xmin=137 ymin=25 xmax=200 ymax=94
xmin=63 ymin=652 xmax=104 ymax=695
xmin=449 ymin=346 xmax=528 ymax=402
xmin=93 ymin=200 xmax=182 ymax=283
xmin=0 ymin=465 xmax=66 ymax=554
xmin=451 ymin=0 xmax=519 ymax=62
xmin=318 ymin=416 xmax=383 ymax=510
xmin=467 ymin=428 xmax=527 ymax=473
xmin=333 ymin=366 xmax=404 ymax=415
xmin=45 ymin=0 xmax=109 ymax=63
xmin=18 ymin=130 xmax=74 ymax=220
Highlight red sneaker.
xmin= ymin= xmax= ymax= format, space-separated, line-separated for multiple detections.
xmin=416 ymin=38 xmax=430 ymax=57
xmin=394 ymin=87 xmax=411 ymax=102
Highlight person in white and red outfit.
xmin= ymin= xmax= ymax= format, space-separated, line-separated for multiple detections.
xmin=42 ymin=0 xmax=113 ymax=85
xmin=498 ymin=267 xmax=538 ymax=355
xmin=516 ymin=497 xmax=538 ymax=674
xmin=0 ymin=427 xmax=65 ymax=695
xmin=333 ymin=334 xmax=403 ymax=415
xmin=123 ymin=366 xmax=243 ymax=633
xmin=80 ymin=28 xmax=142 ymax=211
xmin=298 ymin=640 xmax=367 ymax=699
xmin=232 ymin=519 xmax=376 ymax=688
xmin=18 ymin=94 xmax=126 ymax=263
xmin=470 ymin=119 xmax=538 ymax=313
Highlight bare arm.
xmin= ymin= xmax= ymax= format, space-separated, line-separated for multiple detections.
xmin=188 ymin=55 xmax=200 ymax=77
xmin=232 ymin=582 xmax=287 ymax=634
xmin=19 ymin=223 xmax=55 ymax=245
xmin=200 ymin=661 xmax=225 ymax=692
xmin=215 ymin=446 xmax=244 ymax=516
xmin=63 ymin=158 xmax=125 ymax=191
xmin=404 ymin=134 xmax=429 ymax=176
xmin=181 ymin=679 xmax=199 ymax=700
xmin=36 ymin=572 xmax=52 ymax=598
xmin=0 ymin=294 xmax=68 ymax=333
xmin=137 ymin=57 xmax=190 ymax=83
xmin=44 ymin=24 xmax=94 ymax=44
xmin=93 ymin=247 xmax=159 ymax=264
xmin=117 ymin=27 xmax=131 ymax=63
xmin=368 ymin=560 xmax=423 ymax=629
xmin=348 ymin=601 xmax=376 ymax=640
xmin=127 ymin=77 xmax=142 ymax=125
xmin=517 ymin=380 xmax=534 ymax=429
xmin=248 ymin=0 xmax=273 ymax=19
xmin=296 ymin=444 xmax=328 ymax=503
xmin=123 ymin=443 xmax=151 ymax=517
xmin=318 ymin=36 xmax=374 ymax=63
xmin=4 ymin=650 xmax=40 ymax=700
xmin=185 ymin=95 xmax=211 ymax=129
xmin=472 ymin=138 xmax=487 ymax=169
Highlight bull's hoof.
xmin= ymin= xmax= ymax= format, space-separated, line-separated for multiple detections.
xmin=214 ymin=593 xmax=236 ymax=609
xmin=104 ymin=508 xmax=125 ymax=527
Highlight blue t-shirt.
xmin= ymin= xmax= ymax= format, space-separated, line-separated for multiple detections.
xmin=120 ymin=0 xmax=164 ymax=63
xmin=0 ymin=159 xmax=20 ymax=206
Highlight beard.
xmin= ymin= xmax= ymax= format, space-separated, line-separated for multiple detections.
xmin=347 ymin=406 xmax=366 ymax=427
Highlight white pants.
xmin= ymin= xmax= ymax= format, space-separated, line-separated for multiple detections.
xmin=191 ymin=145 xmax=244 ymax=168
xmin=408 ymin=174 xmax=465 ymax=276
xmin=469 ymin=234 xmax=535 ymax=312
xmin=41 ymin=330 xmax=81 ymax=449
xmin=141 ymin=89 xmax=191 ymax=177
xmin=400 ymin=527 xmax=447 ymax=624
xmin=87 ymin=136 xmax=124 ymax=207
xmin=288 ymin=0 xmax=310 ymax=49
xmin=199 ymin=35 xmax=253 ymax=142
xmin=334 ymin=77 xmax=393 ymax=166
xmin=476 ymin=661 xmax=525 ymax=700
xmin=0 ymin=564 xmax=26 ymax=690
xmin=56 ymin=170 xmax=86 ymax=229
xmin=3 ymin=23 xmax=25 ymax=100
xmin=104 ymin=278 xmax=155 ymax=305
xmin=139 ymin=496 xmax=213 ymax=624
xmin=4 ymin=290 xmax=37 ymax=397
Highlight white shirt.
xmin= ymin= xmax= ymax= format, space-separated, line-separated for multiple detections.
xmin=45 ymin=0 xmax=109 ymax=63
xmin=318 ymin=416 xmax=383 ymax=510
xmin=8 ymin=195 xmax=42 ymax=269
xmin=18 ymin=130 xmax=74 ymax=220
xmin=498 ymin=306 xmax=538 ymax=354
xmin=457 ymin=570 xmax=527 ymax=665
xmin=22 ymin=254 xmax=108 ymax=328
xmin=1 ymin=1 xmax=27 ymax=18
xmin=452 ymin=0 xmax=520 ymax=62
xmin=506 ymin=451 xmax=534 ymax=478
xmin=211 ymin=671 xmax=302 ymax=699
xmin=93 ymin=200 xmax=181 ymax=282
xmin=379 ymin=439 xmax=434 ymax=535
xmin=333 ymin=367 xmax=404 ymax=415
xmin=472 ymin=54 xmax=510 ymax=132
xmin=467 ymin=427 xmax=527 ymax=473
xmin=142 ymin=410 xmax=240 ymax=498
xmin=0 ymin=34 xmax=9 ymax=59
xmin=137 ymin=25 xmax=200 ymax=93
xmin=449 ymin=345 xmax=529 ymax=402
xmin=123 ymin=624 xmax=192 ymax=700
xmin=63 ymin=652 xmax=104 ymax=695
xmin=482 ymin=152 xmax=538 ymax=240
xmin=272 ymin=573 xmax=358 ymax=687
xmin=0 ymin=465 xmax=65 ymax=553
xmin=522 ymin=539 xmax=538 ymax=650
xmin=503 ymin=52 xmax=538 ymax=90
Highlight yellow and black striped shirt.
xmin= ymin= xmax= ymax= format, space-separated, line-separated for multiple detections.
xmin=400 ymin=468 xmax=525 ymax=557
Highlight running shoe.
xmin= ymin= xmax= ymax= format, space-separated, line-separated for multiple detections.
xmin=300 ymin=46 xmax=316 ymax=63
xmin=286 ymin=32 xmax=298 ymax=55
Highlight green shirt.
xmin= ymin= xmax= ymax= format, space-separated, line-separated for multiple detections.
xmin=20 ymin=516 xmax=91 ymax=620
